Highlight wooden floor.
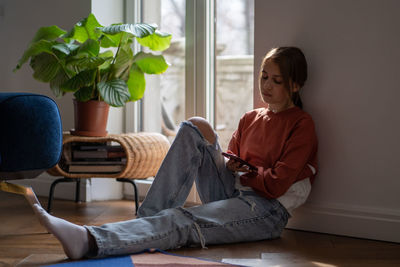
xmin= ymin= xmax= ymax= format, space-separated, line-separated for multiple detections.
xmin=1 ymin=191 xmax=400 ymax=267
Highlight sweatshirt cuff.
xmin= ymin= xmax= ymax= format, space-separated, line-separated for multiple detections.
xmin=240 ymin=166 xmax=264 ymax=189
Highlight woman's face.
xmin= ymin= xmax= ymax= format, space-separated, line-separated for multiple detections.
xmin=259 ymin=59 xmax=295 ymax=109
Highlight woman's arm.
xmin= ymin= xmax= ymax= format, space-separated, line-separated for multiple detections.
xmin=240 ymin=118 xmax=318 ymax=199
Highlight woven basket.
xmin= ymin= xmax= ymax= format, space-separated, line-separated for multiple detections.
xmin=47 ymin=132 xmax=170 ymax=179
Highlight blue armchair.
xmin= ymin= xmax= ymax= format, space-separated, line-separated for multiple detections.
xmin=0 ymin=92 xmax=62 ymax=207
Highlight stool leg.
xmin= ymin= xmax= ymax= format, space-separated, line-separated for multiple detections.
xmin=116 ymin=178 xmax=139 ymax=215
xmin=75 ymin=178 xmax=81 ymax=203
xmin=47 ymin=177 xmax=73 ymax=213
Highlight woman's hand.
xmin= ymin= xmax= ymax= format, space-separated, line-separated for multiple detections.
xmin=226 ymin=159 xmax=256 ymax=173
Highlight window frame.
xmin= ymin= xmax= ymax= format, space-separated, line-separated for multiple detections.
xmin=124 ymin=0 xmax=216 ymax=132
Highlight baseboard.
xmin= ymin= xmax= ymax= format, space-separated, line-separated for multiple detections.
xmin=123 ymin=179 xmax=152 ymax=201
xmin=10 ymin=174 xmax=124 ymax=202
xmin=287 ymin=202 xmax=400 ymax=243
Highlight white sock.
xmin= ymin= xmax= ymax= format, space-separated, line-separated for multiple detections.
xmin=32 ymin=204 xmax=90 ymax=260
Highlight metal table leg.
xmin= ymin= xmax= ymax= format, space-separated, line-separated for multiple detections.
xmin=47 ymin=177 xmax=81 ymax=213
xmin=116 ymin=178 xmax=139 ymax=214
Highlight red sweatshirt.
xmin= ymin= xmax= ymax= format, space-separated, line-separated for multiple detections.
xmin=227 ymin=107 xmax=318 ymax=199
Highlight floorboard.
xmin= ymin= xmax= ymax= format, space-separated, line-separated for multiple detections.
xmin=1 ymin=191 xmax=399 ymax=266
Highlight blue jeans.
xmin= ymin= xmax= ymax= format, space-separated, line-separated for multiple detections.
xmin=85 ymin=121 xmax=290 ymax=257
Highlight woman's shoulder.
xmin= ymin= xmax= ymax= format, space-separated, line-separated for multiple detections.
xmin=242 ymin=107 xmax=267 ymax=119
xmin=235 ymin=108 xmax=267 ymax=129
xmin=272 ymin=107 xmax=316 ymax=133
xmin=291 ymin=108 xmax=317 ymax=132
xmin=278 ymin=106 xmax=313 ymax=121
xmin=295 ymin=108 xmax=315 ymax=123
xmin=241 ymin=107 xmax=315 ymax=127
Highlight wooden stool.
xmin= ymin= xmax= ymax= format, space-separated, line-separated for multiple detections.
xmin=47 ymin=132 xmax=170 ymax=214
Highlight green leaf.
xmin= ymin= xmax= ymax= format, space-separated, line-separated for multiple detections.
xmin=98 ymin=79 xmax=131 ymax=107
xmin=31 ymin=25 xmax=66 ymax=43
xmin=74 ymin=86 xmax=95 ymax=102
xmin=51 ymin=43 xmax=71 ymax=55
xmin=67 ymin=56 xmax=106 ymax=72
xmin=77 ymin=39 xmax=100 ymax=57
xmin=63 ymin=13 xmax=102 ymax=43
xmin=50 ymin=69 xmax=71 ymax=97
xmin=112 ymin=45 xmax=134 ymax=79
xmin=98 ymin=23 xmax=156 ymax=38
xmin=14 ymin=40 xmax=55 ymax=71
xmin=137 ymin=30 xmax=172 ymax=51
xmin=60 ymin=69 xmax=96 ymax=92
xmin=52 ymin=43 xmax=79 ymax=55
xmin=133 ymin=52 xmax=169 ymax=74
xmin=99 ymin=50 xmax=114 ymax=58
xmin=50 ymin=85 xmax=65 ymax=98
xmin=66 ymin=40 xmax=102 ymax=71
xmin=98 ymin=50 xmax=114 ymax=71
xmin=99 ymin=31 xmax=123 ymax=48
xmin=126 ymin=64 xmax=145 ymax=101
xmin=30 ymin=53 xmax=62 ymax=82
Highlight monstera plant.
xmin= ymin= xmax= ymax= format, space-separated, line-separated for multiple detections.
xmin=14 ymin=13 xmax=171 ymax=136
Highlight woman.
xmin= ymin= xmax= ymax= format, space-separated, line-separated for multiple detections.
xmin=33 ymin=46 xmax=318 ymax=259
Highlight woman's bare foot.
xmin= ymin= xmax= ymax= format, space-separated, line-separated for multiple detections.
xmin=32 ymin=204 xmax=90 ymax=260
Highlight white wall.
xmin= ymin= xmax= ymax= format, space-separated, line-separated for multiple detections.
xmin=254 ymin=0 xmax=400 ymax=242
xmin=0 ymin=0 xmax=91 ymax=131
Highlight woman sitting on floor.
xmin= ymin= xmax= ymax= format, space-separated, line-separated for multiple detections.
xmin=33 ymin=46 xmax=318 ymax=259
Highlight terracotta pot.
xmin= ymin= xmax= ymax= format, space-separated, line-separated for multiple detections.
xmin=70 ymin=99 xmax=110 ymax=137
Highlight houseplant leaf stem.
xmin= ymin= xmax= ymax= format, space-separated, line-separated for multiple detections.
xmin=108 ymin=33 xmax=124 ymax=82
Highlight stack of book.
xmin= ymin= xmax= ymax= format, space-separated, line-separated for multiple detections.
xmin=60 ymin=142 xmax=127 ymax=173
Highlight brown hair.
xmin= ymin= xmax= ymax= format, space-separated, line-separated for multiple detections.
xmin=261 ymin=47 xmax=308 ymax=109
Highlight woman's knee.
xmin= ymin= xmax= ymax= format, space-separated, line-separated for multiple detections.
xmin=187 ymin=117 xmax=216 ymax=144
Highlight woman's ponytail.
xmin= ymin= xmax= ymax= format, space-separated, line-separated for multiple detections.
xmin=292 ymin=91 xmax=303 ymax=109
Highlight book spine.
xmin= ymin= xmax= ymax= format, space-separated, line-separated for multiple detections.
xmin=62 ymin=142 xmax=127 ymax=174
xmin=68 ymin=164 xmax=123 ymax=173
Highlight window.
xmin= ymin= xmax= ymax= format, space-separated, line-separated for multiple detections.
xmin=126 ymin=0 xmax=254 ymax=150
xmin=158 ymin=0 xmax=186 ymax=133
xmin=215 ymin=0 xmax=254 ymax=150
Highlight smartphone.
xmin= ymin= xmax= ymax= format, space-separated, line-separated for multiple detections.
xmin=221 ymin=152 xmax=257 ymax=171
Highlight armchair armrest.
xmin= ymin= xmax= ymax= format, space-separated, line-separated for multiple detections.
xmin=0 ymin=93 xmax=62 ymax=180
